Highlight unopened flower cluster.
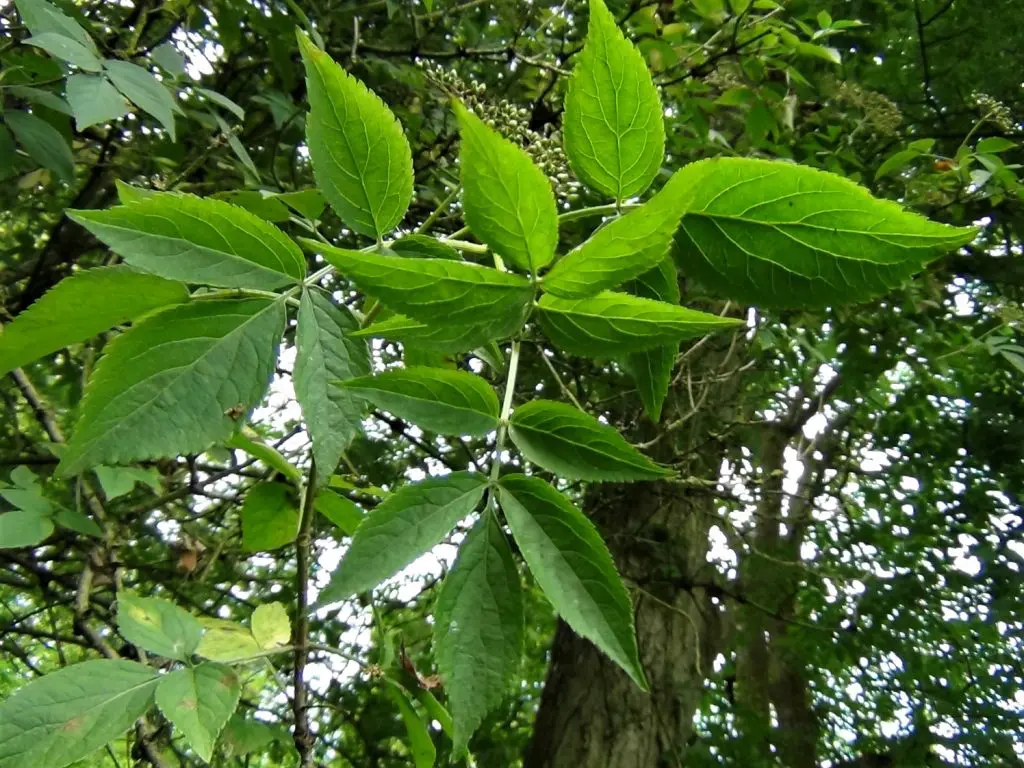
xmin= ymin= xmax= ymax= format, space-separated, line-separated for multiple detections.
xmin=833 ymin=81 xmax=902 ymax=137
xmin=970 ymin=92 xmax=1015 ymax=133
xmin=422 ymin=63 xmax=581 ymax=203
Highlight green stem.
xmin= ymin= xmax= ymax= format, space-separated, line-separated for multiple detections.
xmin=558 ymin=202 xmax=641 ymax=224
xmin=490 ymin=339 xmax=521 ymax=484
xmin=416 ymin=185 xmax=461 ymax=235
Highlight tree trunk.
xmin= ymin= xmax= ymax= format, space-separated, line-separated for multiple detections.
xmin=527 ymin=335 xmax=748 ymax=768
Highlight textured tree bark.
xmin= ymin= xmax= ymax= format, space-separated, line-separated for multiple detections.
xmin=527 ymin=335 xmax=747 ymax=768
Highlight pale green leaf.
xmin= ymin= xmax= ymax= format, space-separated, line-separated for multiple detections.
xmin=435 ymin=512 xmax=523 ymax=757
xmin=196 ymin=623 xmax=260 ymax=663
xmin=14 ymin=0 xmax=96 ymax=54
xmin=542 ymin=173 xmax=687 ymax=298
xmin=497 ymin=475 xmax=646 ymax=688
xmin=297 ymin=30 xmax=413 ymax=239
xmin=976 ymin=137 xmax=1016 ymax=154
xmin=274 ymin=188 xmax=326 ymax=221
xmin=69 ymin=194 xmax=306 ymax=290
xmin=624 ymin=258 xmax=679 ymax=422
xmin=104 ymin=60 xmax=180 ymax=141
xmin=389 ymin=234 xmax=460 ymax=260
xmin=455 ymin=101 xmax=558 ymax=273
xmin=220 ymin=716 xmax=281 ymax=758
xmin=114 ymin=179 xmax=155 ymax=204
xmin=315 ymin=489 xmax=364 ymax=535
xmin=384 ymin=680 xmax=436 ymax=768
xmin=94 ymin=466 xmax=161 ymax=500
xmin=225 ymin=429 xmax=302 ymax=485
xmin=241 ymin=483 xmax=299 ymax=553
xmin=65 ymin=74 xmax=131 ymax=130
xmin=671 ymin=157 xmax=976 ymax=307
xmin=353 ymin=312 xmax=524 ymax=355
xmin=342 ymin=367 xmax=499 ymax=436
xmin=536 ymin=290 xmax=741 ymax=358
xmin=156 ymin=663 xmax=241 ymax=762
xmin=295 ymin=288 xmax=370 ymax=475
xmin=6 ymin=85 xmax=72 ymax=115
xmin=509 ymin=399 xmax=669 ymax=481
xmin=59 ymin=298 xmax=284 ymax=476
xmin=0 ymin=265 xmax=189 ymax=376
xmin=251 ymin=602 xmax=291 ymax=649
xmin=116 ymin=591 xmax=203 ymax=660
xmin=214 ymin=190 xmax=290 ymax=222
xmin=5 ymin=110 xmax=74 ymax=181
xmin=563 ymin=0 xmax=664 ymax=200
xmin=0 ymin=509 xmax=53 ymax=549
xmin=0 ymin=659 xmax=159 ymax=768
xmin=25 ymin=33 xmax=101 ymax=71
xmin=318 ymin=472 xmax=487 ymax=603
xmin=303 ymin=240 xmax=533 ymax=326
xmin=150 ymin=42 xmax=186 ymax=77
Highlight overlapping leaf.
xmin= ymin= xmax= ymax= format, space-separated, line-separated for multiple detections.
xmin=104 ymin=60 xmax=181 ymax=140
xmin=342 ymin=367 xmax=499 ymax=436
xmin=5 ymin=111 xmax=74 ymax=181
xmin=542 ymin=172 xmax=687 ymax=298
xmin=624 ymin=258 xmax=680 ymax=421
xmin=353 ymin=312 xmax=525 ymax=354
xmin=304 ymin=241 xmax=533 ymax=325
xmin=70 ymin=194 xmax=306 ymax=290
xmin=0 ymin=266 xmax=188 ymax=376
xmin=65 ymin=74 xmax=131 ymax=131
xmin=116 ymin=591 xmax=203 ymax=661
xmin=241 ymin=483 xmax=299 ymax=552
xmin=0 ymin=659 xmax=159 ymax=768
xmin=455 ymin=101 xmax=558 ymax=273
xmin=536 ymin=291 xmax=741 ymax=358
xmin=59 ymin=298 xmax=284 ymax=475
xmin=297 ymin=31 xmax=413 ymax=239
xmin=318 ymin=473 xmax=487 ymax=603
xmin=497 ymin=475 xmax=646 ymax=688
xmin=670 ymin=157 xmax=977 ymax=308
xmin=563 ymin=0 xmax=664 ymax=200
xmin=435 ymin=512 xmax=523 ymax=756
xmin=294 ymin=288 xmax=370 ymax=475
xmin=156 ymin=663 xmax=241 ymax=762
xmin=509 ymin=399 xmax=669 ymax=481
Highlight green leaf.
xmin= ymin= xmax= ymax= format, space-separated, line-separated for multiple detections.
xmin=536 ymin=291 xmax=741 ymax=358
xmin=114 ymin=179 xmax=155 ymax=204
xmin=0 ymin=659 xmax=159 ymax=768
xmin=59 ymin=298 xmax=284 ymax=476
xmin=25 ymin=33 xmax=101 ymax=71
xmin=389 ymin=234 xmax=460 ymax=260
xmin=220 ymin=715 xmax=281 ymax=758
xmin=196 ymin=622 xmax=261 ymax=663
xmin=384 ymin=680 xmax=436 ymax=768
xmin=156 ymin=663 xmax=240 ymax=762
xmin=342 ymin=367 xmax=499 ymax=436
xmin=251 ymin=602 xmax=291 ymax=649
xmin=5 ymin=110 xmax=74 ymax=181
xmin=150 ymin=42 xmax=186 ymax=77
xmin=295 ymin=288 xmax=370 ymax=476
xmin=353 ymin=312 xmax=524 ymax=355
xmin=976 ymin=137 xmax=1016 ymax=154
xmin=509 ymin=399 xmax=669 ymax=481
xmin=214 ymin=190 xmax=290 ymax=222
xmin=671 ymin=157 xmax=977 ymax=308
xmin=65 ymin=74 xmax=131 ymax=131
xmin=274 ymin=188 xmax=326 ymax=221
xmin=104 ymin=60 xmax=180 ymax=141
xmin=94 ymin=466 xmax=161 ymax=500
xmin=316 ymin=489 xmax=364 ymax=535
xmin=563 ymin=0 xmax=664 ymax=200
xmin=624 ymin=258 xmax=679 ymax=422
xmin=874 ymin=148 xmax=920 ymax=180
xmin=0 ymin=509 xmax=53 ymax=549
xmin=297 ymin=30 xmax=413 ymax=239
xmin=6 ymin=84 xmax=72 ymax=115
xmin=454 ymin=101 xmax=558 ymax=273
xmin=542 ymin=174 xmax=687 ymax=298
xmin=116 ymin=591 xmax=203 ymax=660
xmin=497 ymin=475 xmax=646 ymax=688
xmin=53 ymin=506 xmax=102 ymax=537
xmin=198 ymin=87 xmax=245 ymax=120
xmin=0 ymin=265 xmax=188 ymax=376
xmin=225 ymin=429 xmax=302 ymax=485
xmin=318 ymin=472 xmax=487 ymax=603
xmin=69 ymin=194 xmax=306 ymax=290
xmin=303 ymin=241 xmax=533 ymax=326
xmin=241 ymin=483 xmax=299 ymax=552
xmin=435 ymin=512 xmax=523 ymax=757
xmin=14 ymin=0 xmax=96 ymax=54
